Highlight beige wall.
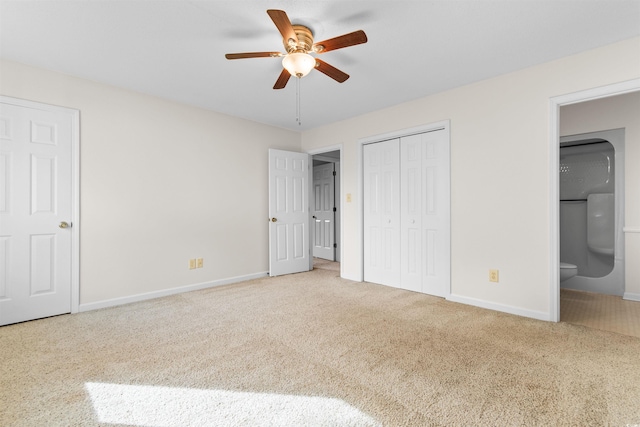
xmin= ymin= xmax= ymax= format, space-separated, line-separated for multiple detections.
xmin=560 ymin=92 xmax=640 ymax=298
xmin=301 ymin=37 xmax=640 ymax=319
xmin=2 ymin=36 xmax=638 ymax=318
xmin=0 ymin=60 xmax=301 ymax=306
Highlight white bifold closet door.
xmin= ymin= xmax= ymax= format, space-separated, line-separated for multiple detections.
xmin=364 ymin=129 xmax=450 ymax=297
xmin=400 ymin=131 xmax=450 ymax=297
xmin=363 ymin=139 xmax=401 ymax=287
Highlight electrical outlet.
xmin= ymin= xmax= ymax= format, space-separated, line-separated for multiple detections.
xmin=489 ymin=269 xmax=499 ymax=283
xmin=196 ymin=258 xmax=204 ymax=268
xmin=189 ymin=259 xmax=197 ymax=270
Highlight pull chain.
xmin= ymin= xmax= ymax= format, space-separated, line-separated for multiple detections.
xmin=296 ymin=76 xmax=302 ymax=126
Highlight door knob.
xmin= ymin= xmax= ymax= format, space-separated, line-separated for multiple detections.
xmin=312 ymin=216 xmax=317 ymax=219
xmin=59 ymin=221 xmax=71 ymax=229
xmin=271 ymin=218 xmax=277 ymax=222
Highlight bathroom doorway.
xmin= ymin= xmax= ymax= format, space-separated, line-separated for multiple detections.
xmin=555 ymin=88 xmax=640 ymax=336
xmin=559 ymin=130 xmax=624 ymax=296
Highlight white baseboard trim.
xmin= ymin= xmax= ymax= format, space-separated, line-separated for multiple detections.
xmin=78 ymin=271 xmax=269 ymax=313
xmin=447 ymin=294 xmax=551 ymax=321
xmin=623 ymin=292 xmax=640 ymax=302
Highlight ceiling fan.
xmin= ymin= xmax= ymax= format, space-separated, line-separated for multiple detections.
xmin=225 ymin=9 xmax=367 ymax=89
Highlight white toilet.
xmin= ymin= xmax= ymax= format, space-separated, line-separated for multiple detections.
xmin=560 ymin=262 xmax=578 ymax=282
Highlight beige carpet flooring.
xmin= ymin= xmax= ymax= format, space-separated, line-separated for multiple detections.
xmin=561 ymin=288 xmax=640 ymax=338
xmin=2 ymin=268 xmax=640 ymax=426
xmin=313 ymin=257 xmax=341 ymax=272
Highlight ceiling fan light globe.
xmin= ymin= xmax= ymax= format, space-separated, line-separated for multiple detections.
xmin=282 ymin=53 xmax=316 ymax=78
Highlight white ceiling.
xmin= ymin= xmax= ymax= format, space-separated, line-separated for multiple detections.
xmin=1 ymin=1 xmax=639 ymax=131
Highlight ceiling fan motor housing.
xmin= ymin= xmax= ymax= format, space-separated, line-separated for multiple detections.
xmin=286 ymin=25 xmax=315 ymax=53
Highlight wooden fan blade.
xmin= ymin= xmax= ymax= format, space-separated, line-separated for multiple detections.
xmin=313 ymin=30 xmax=367 ymax=53
xmin=267 ymin=9 xmax=298 ymax=45
xmin=225 ymin=52 xmax=282 ymax=60
xmin=273 ymin=69 xmax=291 ymax=90
xmin=314 ymin=59 xmax=349 ymax=83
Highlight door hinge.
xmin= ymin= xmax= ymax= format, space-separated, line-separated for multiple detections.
xmin=334 ymin=243 xmax=337 ymax=248
xmin=333 ymin=207 xmax=336 ymax=212
xmin=333 ymin=170 xmax=336 ymax=176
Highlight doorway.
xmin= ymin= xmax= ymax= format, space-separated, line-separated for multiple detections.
xmin=550 ymin=79 xmax=640 ymax=325
xmin=559 ymin=130 xmax=624 ymax=296
xmin=309 ymin=147 xmax=342 ymax=270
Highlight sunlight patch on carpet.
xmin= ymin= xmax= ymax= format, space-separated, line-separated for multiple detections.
xmin=85 ymin=382 xmax=380 ymax=427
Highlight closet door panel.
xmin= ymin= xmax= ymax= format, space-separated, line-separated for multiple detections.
xmin=363 ymin=139 xmax=400 ymax=287
xmin=421 ymin=130 xmax=450 ymax=297
xmin=401 ymin=134 xmax=423 ymax=292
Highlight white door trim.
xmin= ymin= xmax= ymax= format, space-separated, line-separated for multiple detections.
xmin=548 ymin=78 xmax=640 ymax=322
xmin=357 ymin=120 xmax=450 ymax=283
xmin=1 ymin=96 xmax=80 ymax=314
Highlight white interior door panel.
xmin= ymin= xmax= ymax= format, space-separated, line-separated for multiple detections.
xmin=268 ymin=149 xmax=310 ymax=277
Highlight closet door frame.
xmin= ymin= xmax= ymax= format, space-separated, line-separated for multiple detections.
xmin=357 ymin=120 xmax=451 ymax=297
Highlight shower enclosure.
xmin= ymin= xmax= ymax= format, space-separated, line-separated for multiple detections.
xmin=559 ymin=129 xmax=624 ymax=296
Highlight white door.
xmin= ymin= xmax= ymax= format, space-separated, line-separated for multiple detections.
xmin=268 ymin=149 xmax=310 ymax=277
xmin=401 ymin=131 xmax=450 ymax=297
xmin=400 ymin=134 xmax=423 ymax=292
xmin=312 ymin=163 xmax=335 ymax=261
xmin=420 ymin=130 xmax=450 ymax=297
xmin=0 ymin=97 xmax=77 ymax=326
xmin=363 ymin=139 xmax=401 ymax=287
